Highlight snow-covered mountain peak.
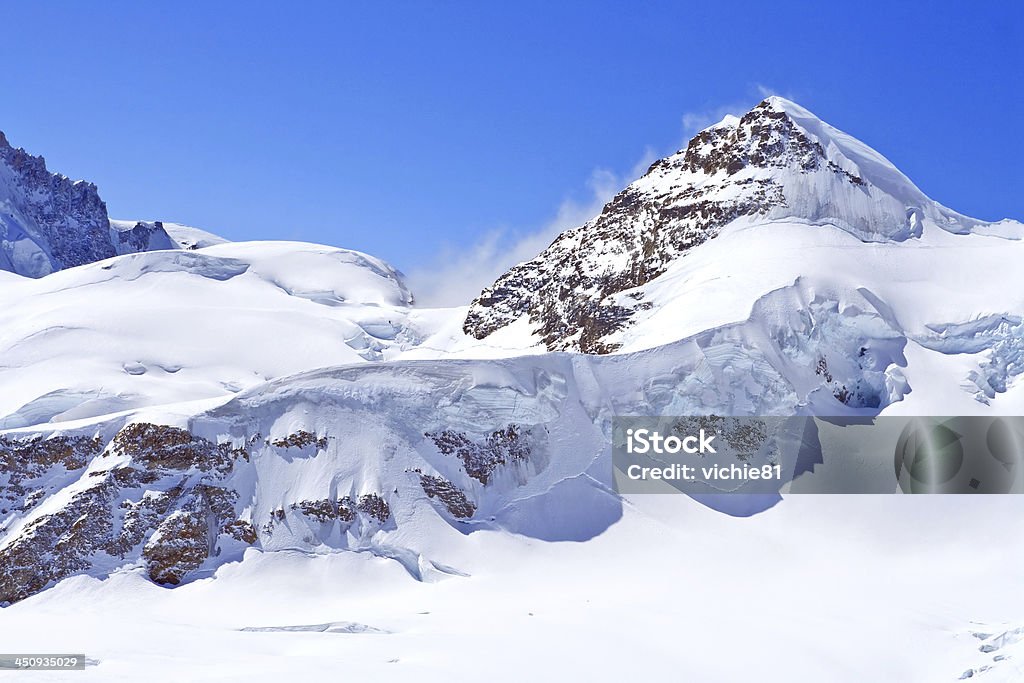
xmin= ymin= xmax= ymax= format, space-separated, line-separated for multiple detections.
xmin=0 ymin=131 xmax=113 ymax=277
xmin=755 ymin=96 xmax=930 ymax=205
xmin=0 ymin=131 xmax=178 ymax=277
xmin=463 ymin=98 xmax=1022 ymax=353
xmin=647 ymin=97 xmax=936 ymax=239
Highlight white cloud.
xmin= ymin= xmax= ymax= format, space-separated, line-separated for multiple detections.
xmin=755 ymin=83 xmax=797 ymax=101
xmin=407 ymin=150 xmax=657 ymax=308
xmin=680 ymin=85 xmax=800 ymax=137
xmin=407 ymin=86 xmax=804 ymax=308
xmin=681 ymin=103 xmax=748 ymax=136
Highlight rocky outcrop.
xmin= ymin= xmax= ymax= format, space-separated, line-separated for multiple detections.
xmin=425 ymin=424 xmax=533 ymax=484
xmin=270 ymin=430 xmax=329 ymax=451
xmin=0 ymin=434 xmax=103 ymax=516
xmin=0 ymin=424 xmax=253 ymax=604
xmin=417 ymin=472 xmax=476 ymax=519
xmin=0 ymin=403 xmax=567 ymax=604
xmin=462 ymin=98 xmax=900 ymax=353
xmin=110 ymin=220 xmax=175 ymax=255
xmin=0 ymin=131 xmax=175 ymax=277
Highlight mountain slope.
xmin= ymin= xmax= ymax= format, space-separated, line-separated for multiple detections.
xmin=7 ymin=278 xmax=1024 ymax=605
xmin=0 ymin=324 xmax=857 ymax=605
xmin=0 ymin=132 xmax=182 ymax=277
xmin=463 ymin=97 xmax=1023 ymax=354
xmin=4 ymin=99 xmax=1024 ymax=604
xmin=0 ymin=131 xmax=231 ymax=277
xmin=0 ymin=241 xmax=416 ymax=429
xmin=1 ymin=99 xmax=1023 ymax=683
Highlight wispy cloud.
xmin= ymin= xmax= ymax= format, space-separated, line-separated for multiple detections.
xmin=680 ymin=84 xmax=800 ymax=137
xmin=407 ymin=150 xmax=657 ymax=307
xmin=681 ymin=102 xmax=748 ymax=136
xmin=408 ymin=85 xmax=803 ymax=308
xmin=755 ymin=83 xmax=797 ymax=100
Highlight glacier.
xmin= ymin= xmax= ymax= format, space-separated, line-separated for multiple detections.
xmin=1 ymin=97 xmax=1023 ymax=681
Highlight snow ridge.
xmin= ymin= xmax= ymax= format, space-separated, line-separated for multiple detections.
xmin=0 ymin=131 xmax=205 ymax=278
xmin=462 ymin=98 xmax=1023 ymax=353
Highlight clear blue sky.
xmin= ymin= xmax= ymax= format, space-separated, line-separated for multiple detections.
xmin=0 ymin=1 xmax=1020 ymax=280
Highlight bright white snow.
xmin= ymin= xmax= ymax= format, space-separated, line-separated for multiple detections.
xmin=0 ymin=241 xmax=417 ymax=429
xmin=2 ymin=98 xmax=1023 ymax=681
xmin=1 ymin=495 xmax=1022 ymax=682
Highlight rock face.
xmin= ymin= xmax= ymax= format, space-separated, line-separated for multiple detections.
xmin=425 ymin=425 xmax=533 ymax=485
xmin=0 ymin=413 xmax=539 ymax=604
xmin=0 ymin=131 xmax=173 ymax=277
xmin=0 ymin=424 xmax=253 ymax=604
xmin=0 ymin=357 xmax=606 ymax=604
xmin=110 ymin=220 xmax=176 ymax=255
xmin=0 ymin=422 xmax=387 ymax=604
xmin=461 ymin=97 xmax=986 ymax=353
xmin=0 ymin=412 xmax=495 ymax=604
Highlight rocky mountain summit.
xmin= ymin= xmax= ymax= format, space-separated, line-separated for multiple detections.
xmin=463 ymin=97 xmax=1021 ymax=353
xmin=0 ymin=131 xmax=176 ymax=277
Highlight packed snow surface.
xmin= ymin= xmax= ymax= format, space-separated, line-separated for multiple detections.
xmin=0 ymin=241 xmax=415 ymax=429
xmin=2 ymin=495 xmax=1023 ymax=682
xmin=1 ymin=97 xmax=1023 ymax=681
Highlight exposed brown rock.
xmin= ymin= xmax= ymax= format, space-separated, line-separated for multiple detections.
xmin=111 ymin=422 xmax=240 ymax=474
xmin=270 ymin=430 xmax=328 ymax=450
xmin=425 ymin=424 xmax=532 ymax=484
xmin=0 ymin=434 xmax=102 ymax=513
xmin=356 ymin=494 xmax=391 ymax=524
xmin=0 ymin=423 xmax=256 ymax=604
xmin=142 ymin=511 xmax=211 ymax=585
xmin=463 ymin=99 xmax=867 ymax=354
xmin=417 ymin=472 xmax=476 ymax=519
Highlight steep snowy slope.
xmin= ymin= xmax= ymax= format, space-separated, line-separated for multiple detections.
xmin=3 ymin=306 xmax=1020 ymax=608
xmin=0 ymin=241 xmax=415 ymax=429
xmin=463 ymin=97 xmax=1023 ymax=354
xmin=0 ymin=355 xmax=609 ymax=604
xmin=603 ymin=220 xmax=1024 ymax=412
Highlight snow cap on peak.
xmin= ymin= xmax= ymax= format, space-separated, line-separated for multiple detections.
xmin=710 ymin=113 xmax=741 ymax=131
xmin=759 ymin=95 xmax=817 ymax=119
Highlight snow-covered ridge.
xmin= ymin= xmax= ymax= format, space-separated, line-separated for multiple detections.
xmin=2 ymin=93 xmax=1024 ymax=664
xmin=0 ymin=241 xmax=417 ymax=431
xmin=108 ymin=219 xmax=228 ymax=253
xmin=0 ymin=129 xmax=240 ymax=278
xmin=0 ymin=131 xmax=114 ymax=277
xmin=462 ymin=97 xmax=1024 ymax=353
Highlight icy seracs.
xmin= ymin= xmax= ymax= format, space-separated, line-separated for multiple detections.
xmin=0 ymin=95 xmax=1023 ymax=677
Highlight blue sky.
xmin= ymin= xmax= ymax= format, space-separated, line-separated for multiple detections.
xmin=0 ymin=2 xmax=1020 ymax=302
